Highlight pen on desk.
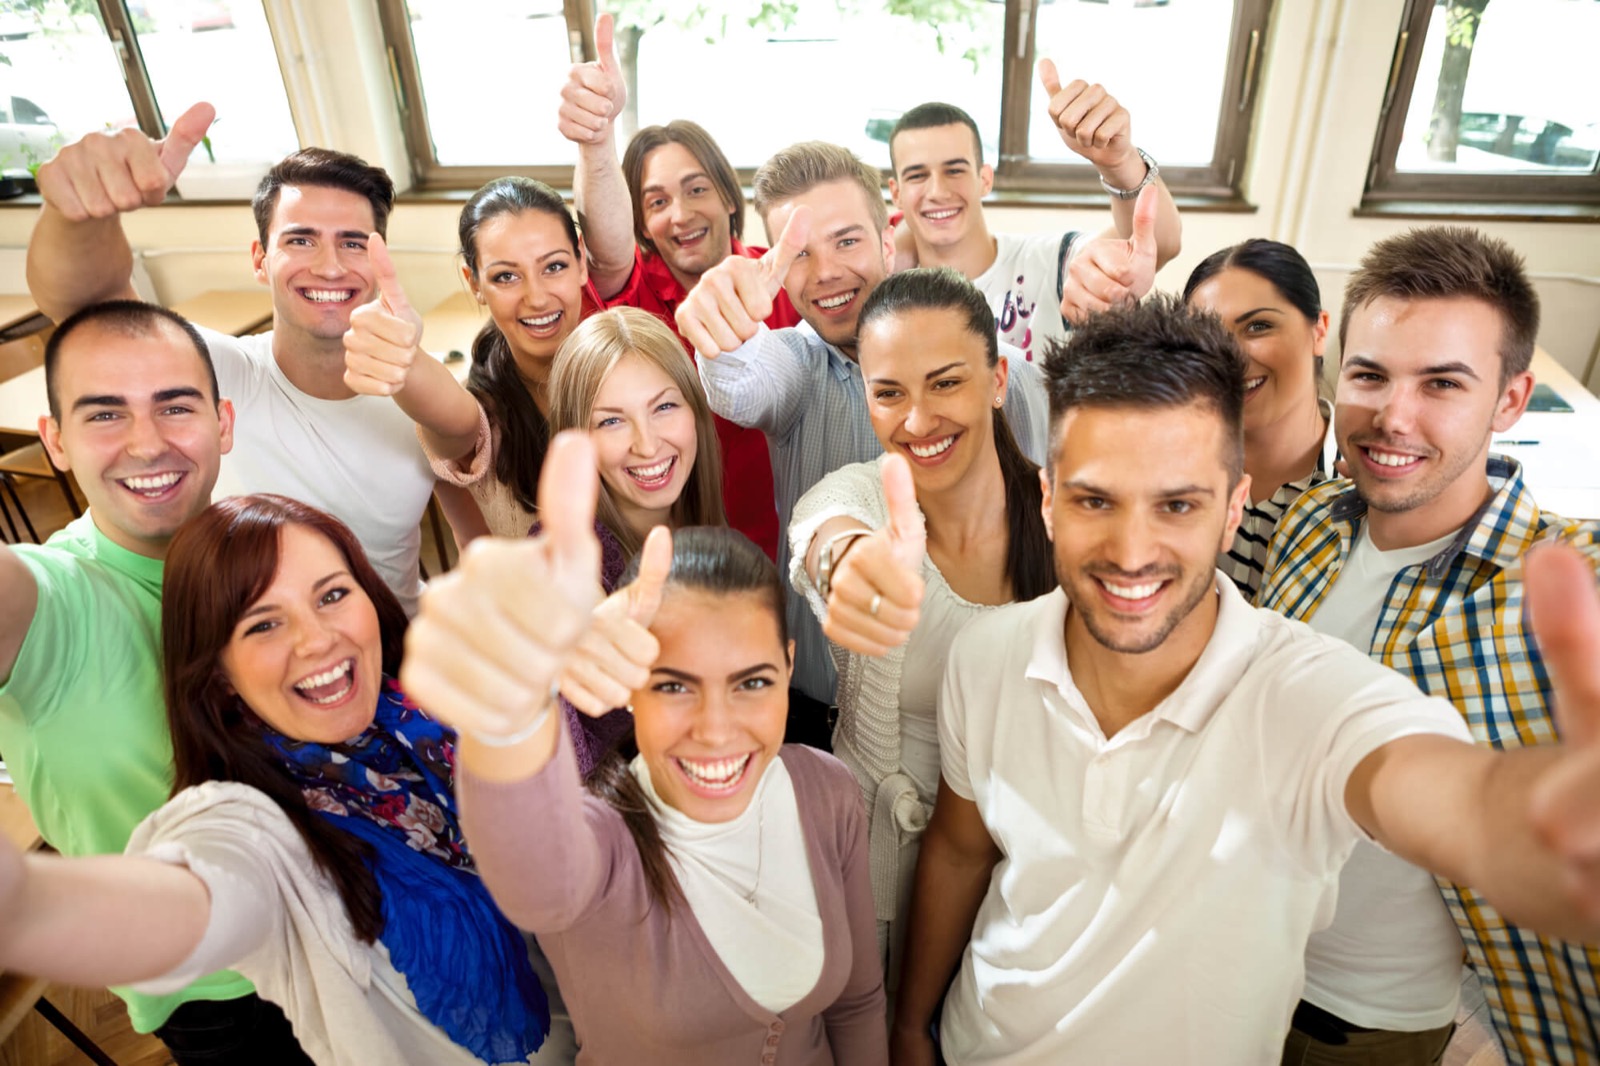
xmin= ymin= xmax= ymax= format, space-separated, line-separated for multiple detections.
xmin=1496 ymin=440 xmax=1541 ymax=446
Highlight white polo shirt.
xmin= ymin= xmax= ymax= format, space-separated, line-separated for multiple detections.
xmin=935 ymin=576 xmax=1472 ymax=1066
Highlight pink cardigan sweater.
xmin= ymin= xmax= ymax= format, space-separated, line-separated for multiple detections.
xmin=459 ymin=725 xmax=888 ymax=1065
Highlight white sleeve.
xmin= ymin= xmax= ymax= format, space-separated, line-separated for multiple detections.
xmin=936 ymin=623 xmax=979 ymax=801
xmin=999 ymin=346 xmax=1049 ymax=467
xmin=787 ymin=460 xmax=893 ymax=617
xmin=696 ymin=326 xmax=813 ymax=440
xmin=194 ymin=325 xmax=258 ymax=404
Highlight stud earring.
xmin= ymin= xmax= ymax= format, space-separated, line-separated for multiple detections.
xmin=993 ymin=395 xmax=1004 ymax=408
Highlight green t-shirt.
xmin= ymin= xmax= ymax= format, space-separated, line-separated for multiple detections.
xmin=0 ymin=515 xmax=255 ymax=1031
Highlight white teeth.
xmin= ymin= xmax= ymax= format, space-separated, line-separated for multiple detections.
xmin=628 ymin=457 xmax=672 ymax=479
xmin=293 ymin=659 xmax=353 ymax=703
xmin=816 ymin=292 xmax=854 ymax=310
xmin=675 ymin=228 xmax=708 ymax=244
xmin=1245 ymin=376 xmax=1266 ymax=390
xmin=907 ymin=436 xmax=955 ymax=459
xmin=924 ymin=208 xmax=959 ymax=220
xmin=304 ymin=289 xmax=353 ymax=303
xmin=1100 ymin=578 xmax=1163 ymax=600
xmin=521 ymin=311 xmax=561 ymax=327
xmin=675 ymin=753 xmax=752 ymax=788
xmin=121 ymin=472 xmax=182 ymax=492
xmin=1368 ymin=449 xmax=1420 ymax=468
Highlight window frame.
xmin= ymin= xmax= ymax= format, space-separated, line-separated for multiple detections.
xmin=380 ymin=0 xmax=1273 ymax=202
xmin=1363 ymin=0 xmax=1600 ymax=209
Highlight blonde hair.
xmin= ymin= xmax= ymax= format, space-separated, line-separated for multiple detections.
xmin=753 ymin=141 xmax=888 ymax=234
xmin=549 ymin=308 xmax=727 ymax=556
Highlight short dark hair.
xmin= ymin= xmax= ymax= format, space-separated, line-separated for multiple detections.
xmin=1042 ymin=293 xmax=1246 ymax=482
xmin=1341 ymin=226 xmax=1539 ymax=387
xmin=622 ymin=121 xmax=744 ymax=256
xmin=45 ymin=300 xmax=217 ymax=421
xmin=1183 ymin=238 xmax=1324 ymax=378
xmin=252 ymin=147 xmax=395 ymax=245
xmin=889 ymin=102 xmax=984 ymax=172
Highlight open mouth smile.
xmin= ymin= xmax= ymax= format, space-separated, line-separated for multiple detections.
xmin=625 ymin=455 xmax=677 ymax=491
xmin=673 ymin=752 xmax=755 ymax=796
xmin=292 ymin=658 xmax=357 ymax=707
xmin=116 ymin=471 xmax=185 ymax=500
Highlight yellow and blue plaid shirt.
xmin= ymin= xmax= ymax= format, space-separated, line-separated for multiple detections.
xmin=1259 ymin=456 xmax=1600 ymax=1065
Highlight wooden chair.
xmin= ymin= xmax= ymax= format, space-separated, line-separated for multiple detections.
xmin=0 ymin=443 xmax=80 ymax=523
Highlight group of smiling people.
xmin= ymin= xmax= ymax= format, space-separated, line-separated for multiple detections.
xmin=1 ymin=19 xmax=1599 ymax=1066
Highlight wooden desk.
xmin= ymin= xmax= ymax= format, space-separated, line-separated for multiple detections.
xmin=0 ymin=296 xmax=43 ymax=343
xmin=170 ymin=290 xmax=273 ymax=337
xmin=0 ymin=366 xmax=43 ymax=438
xmin=420 ymin=291 xmax=485 ymax=382
xmin=1493 ymin=348 xmax=1600 ymax=520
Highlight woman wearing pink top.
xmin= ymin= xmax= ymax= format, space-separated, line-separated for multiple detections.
xmin=400 ymin=433 xmax=887 ymax=1065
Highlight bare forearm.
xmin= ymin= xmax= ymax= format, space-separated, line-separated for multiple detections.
xmin=894 ymin=824 xmax=997 ymax=1036
xmin=395 ymin=353 xmax=482 ymax=460
xmin=26 ymin=206 xmax=139 ymax=321
xmin=0 ymin=853 xmax=209 ymax=987
xmin=803 ymin=516 xmax=872 ymax=585
xmin=574 ymin=138 xmax=638 ymax=300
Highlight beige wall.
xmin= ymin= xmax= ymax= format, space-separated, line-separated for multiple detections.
xmin=2 ymin=0 xmax=1595 ymax=383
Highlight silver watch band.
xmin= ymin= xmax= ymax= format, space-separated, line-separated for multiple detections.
xmin=1099 ymin=147 xmax=1158 ymax=200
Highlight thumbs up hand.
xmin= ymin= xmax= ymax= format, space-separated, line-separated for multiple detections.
xmin=559 ymin=13 xmax=627 ymax=146
xmin=821 ymin=455 xmax=928 ymax=658
xmin=1037 ymin=62 xmax=1134 ymax=173
xmin=1060 ymin=184 xmax=1160 ymax=325
xmin=400 ymin=432 xmax=606 ymax=743
xmin=344 ymin=233 xmax=425 ymax=397
xmin=37 ymin=101 xmax=215 ymax=222
xmin=675 ymin=205 xmax=811 ymax=359
xmin=561 ymin=526 xmax=675 ymax=716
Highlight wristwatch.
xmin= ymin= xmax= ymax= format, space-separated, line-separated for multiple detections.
xmin=816 ymin=529 xmax=868 ymax=603
xmin=1099 ymin=147 xmax=1159 ymax=200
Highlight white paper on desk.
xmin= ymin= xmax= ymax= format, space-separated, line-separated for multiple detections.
xmin=1496 ymin=415 xmax=1600 ymax=493
xmin=0 ymin=762 xmax=11 ymax=785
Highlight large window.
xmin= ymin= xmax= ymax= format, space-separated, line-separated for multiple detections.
xmin=380 ymin=0 xmax=1273 ymax=199
xmin=0 ymin=0 xmax=299 ymax=180
xmin=1364 ymin=0 xmax=1600 ymax=209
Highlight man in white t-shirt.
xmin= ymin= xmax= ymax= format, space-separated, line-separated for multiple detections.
xmin=891 ymin=295 xmax=1600 ymax=1066
xmin=1259 ymin=228 xmax=1600 ymax=1064
xmin=27 ymin=103 xmax=477 ymax=616
xmin=886 ymin=69 xmax=1180 ymax=362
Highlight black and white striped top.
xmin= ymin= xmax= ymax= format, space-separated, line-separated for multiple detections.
xmin=1222 ymin=401 xmax=1338 ymax=602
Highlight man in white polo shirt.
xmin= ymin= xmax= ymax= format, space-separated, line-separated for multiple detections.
xmin=890 ymin=295 xmax=1600 ymax=1065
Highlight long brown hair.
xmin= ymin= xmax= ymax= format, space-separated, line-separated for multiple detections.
xmin=162 ymin=494 xmax=410 ymax=943
xmin=588 ymin=527 xmax=789 ymax=915
xmin=548 ymin=307 xmax=726 ymax=557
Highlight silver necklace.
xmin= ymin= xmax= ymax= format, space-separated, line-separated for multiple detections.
xmin=742 ymin=800 xmax=765 ymax=907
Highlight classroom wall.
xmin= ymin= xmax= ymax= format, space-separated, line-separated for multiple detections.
xmin=0 ymin=0 xmax=1594 ymax=383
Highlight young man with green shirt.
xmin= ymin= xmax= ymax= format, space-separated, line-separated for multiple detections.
xmin=0 ymin=301 xmax=313 ymax=1064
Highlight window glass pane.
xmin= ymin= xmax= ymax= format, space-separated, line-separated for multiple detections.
xmin=1395 ymin=0 xmax=1599 ymax=175
xmin=138 ymin=0 xmax=300 ymax=163
xmin=0 ymin=5 xmax=138 ymax=176
xmin=626 ymin=5 xmax=1003 ymax=172
xmin=404 ymin=0 xmax=576 ymax=168
xmin=1027 ymin=0 xmax=1235 ymax=167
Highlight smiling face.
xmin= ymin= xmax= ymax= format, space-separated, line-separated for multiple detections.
xmin=888 ymin=123 xmax=993 ymax=254
xmin=251 ymin=184 xmax=378 ymax=345
xmin=1186 ymin=267 xmax=1327 ymax=436
xmin=588 ymin=353 xmax=699 ymax=540
xmin=860 ymin=306 xmax=1005 ymax=495
xmin=219 ymin=523 xmax=385 ymax=744
xmin=41 ymin=321 xmax=234 ymax=559
xmin=639 ymin=141 xmax=736 ymax=288
xmin=765 ymin=179 xmax=895 ymax=358
xmin=465 ymin=209 xmax=587 ymax=381
xmin=1044 ymin=402 xmax=1247 ymax=658
xmin=633 ymin=588 xmax=792 ymax=823
xmin=1336 ymin=294 xmax=1532 ymax=547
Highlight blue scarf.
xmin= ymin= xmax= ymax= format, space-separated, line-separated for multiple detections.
xmin=261 ymin=680 xmax=549 ymax=1064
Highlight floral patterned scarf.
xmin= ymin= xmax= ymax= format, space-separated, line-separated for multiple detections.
xmin=260 ymin=679 xmax=550 ymax=1063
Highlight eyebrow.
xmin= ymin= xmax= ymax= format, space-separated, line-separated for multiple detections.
xmin=867 ymin=361 xmax=965 ymax=387
xmin=71 ymin=386 xmax=206 ymax=413
xmin=593 ymin=386 xmax=676 ymax=414
xmin=485 ymin=248 xmax=569 ymax=270
xmin=1345 ymin=355 xmax=1482 ymax=380
xmin=1233 ymin=307 xmax=1282 ymax=323
xmin=237 ymin=571 xmax=351 ymax=621
xmin=651 ymin=663 xmax=783 ymax=683
xmin=641 ymin=172 xmax=711 ymax=197
xmin=824 ymin=223 xmax=866 ymax=242
xmin=279 ymin=226 xmax=370 ymax=242
xmin=1059 ymin=477 xmax=1216 ymax=499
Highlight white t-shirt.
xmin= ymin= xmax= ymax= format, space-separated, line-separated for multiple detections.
xmin=973 ymin=231 xmax=1077 ymax=364
xmin=632 ymin=754 xmax=824 ymax=1013
xmin=1299 ymin=525 xmax=1466 ymax=1030
xmin=936 ymin=576 xmax=1472 ymax=1065
xmin=204 ymin=328 xmax=433 ymax=616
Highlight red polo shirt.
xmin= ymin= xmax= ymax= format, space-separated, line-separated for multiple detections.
xmin=584 ymin=240 xmax=800 ymax=560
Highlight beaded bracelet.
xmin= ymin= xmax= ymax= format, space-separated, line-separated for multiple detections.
xmin=469 ymin=682 xmax=560 ymax=748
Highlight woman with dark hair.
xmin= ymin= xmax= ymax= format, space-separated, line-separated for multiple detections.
xmin=423 ymin=176 xmax=589 ymax=541
xmin=1183 ymin=239 xmax=1336 ymax=599
xmin=787 ymin=268 xmax=1054 ymax=978
xmin=398 ymin=432 xmax=887 ymax=1065
xmin=0 ymin=495 xmax=569 ymax=1066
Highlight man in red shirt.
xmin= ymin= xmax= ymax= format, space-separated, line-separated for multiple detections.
xmin=559 ymin=14 xmax=791 ymax=560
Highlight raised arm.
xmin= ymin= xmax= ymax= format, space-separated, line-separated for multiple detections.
xmin=0 ymin=549 xmax=38 ymax=684
xmin=27 ymin=103 xmax=214 ymax=322
xmin=891 ymin=778 xmax=1000 ymax=1066
xmin=559 ymin=13 xmax=637 ymax=299
xmin=1348 ymin=542 xmax=1600 ymax=940
xmin=343 ymin=233 xmax=481 ymax=461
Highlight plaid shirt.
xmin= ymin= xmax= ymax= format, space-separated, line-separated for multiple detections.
xmin=1259 ymin=456 xmax=1600 ymax=1064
